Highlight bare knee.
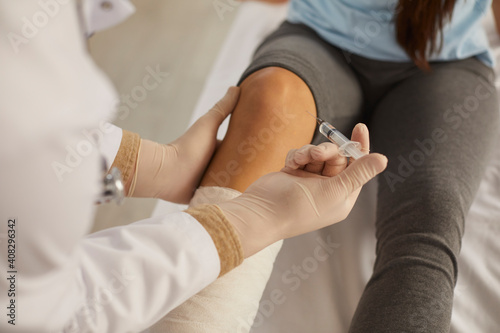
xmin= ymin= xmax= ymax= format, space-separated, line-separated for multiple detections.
xmin=236 ymin=67 xmax=316 ymax=130
xmin=223 ymin=67 xmax=317 ymax=154
xmin=240 ymin=67 xmax=312 ymax=97
xmin=200 ymin=67 xmax=317 ymax=191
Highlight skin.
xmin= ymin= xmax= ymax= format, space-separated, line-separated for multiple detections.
xmin=200 ymin=67 xmax=317 ymax=191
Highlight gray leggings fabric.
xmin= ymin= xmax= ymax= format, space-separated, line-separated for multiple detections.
xmin=239 ymin=22 xmax=500 ymax=332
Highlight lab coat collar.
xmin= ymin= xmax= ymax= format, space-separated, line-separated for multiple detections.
xmin=80 ymin=0 xmax=135 ymax=36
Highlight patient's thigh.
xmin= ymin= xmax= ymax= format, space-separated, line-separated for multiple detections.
xmin=200 ymin=23 xmax=363 ymax=192
xmin=371 ymin=59 xmax=499 ymax=239
xmin=348 ymin=57 xmax=500 ymax=333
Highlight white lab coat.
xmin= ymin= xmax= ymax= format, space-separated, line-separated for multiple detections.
xmin=0 ymin=1 xmax=221 ymax=332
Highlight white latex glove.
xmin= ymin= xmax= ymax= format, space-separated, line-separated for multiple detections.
xmin=218 ymin=123 xmax=387 ymax=257
xmin=129 ymin=87 xmax=240 ymax=203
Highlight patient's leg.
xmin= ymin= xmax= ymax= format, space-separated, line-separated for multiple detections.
xmin=200 ymin=67 xmax=317 ymax=191
xmin=349 ymin=59 xmax=499 ymax=332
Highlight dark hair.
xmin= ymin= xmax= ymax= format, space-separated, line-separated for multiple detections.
xmin=395 ymin=0 xmax=457 ymax=70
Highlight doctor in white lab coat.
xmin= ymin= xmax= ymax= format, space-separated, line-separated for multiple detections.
xmin=0 ymin=1 xmax=386 ymax=332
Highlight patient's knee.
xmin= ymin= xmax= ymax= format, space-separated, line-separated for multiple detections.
xmin=378 ymin=178 xmax=466 ymax=252
xmin=233 ymin=67 xmax=316 ymax=135
xmin=199 ymin=67 xmax=316 ymax=191
xmin=240 ymin=67 xmax=313 ymax=100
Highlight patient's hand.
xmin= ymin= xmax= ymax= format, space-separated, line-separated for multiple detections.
xmin=218 ymin=123 xmax=387 ymax=257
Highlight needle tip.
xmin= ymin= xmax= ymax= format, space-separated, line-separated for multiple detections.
xmin=305 ymin=110 xmax=323 ymax=125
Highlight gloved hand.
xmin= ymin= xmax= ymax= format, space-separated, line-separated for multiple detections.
xmin=129 ymin=87 xmax=240 ymax=203
xmin=218 ymin=123 xmax=387 ymax=257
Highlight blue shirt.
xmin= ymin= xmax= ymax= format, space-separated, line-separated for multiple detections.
xmin=288 ymin=0 xmax=494 ymax=66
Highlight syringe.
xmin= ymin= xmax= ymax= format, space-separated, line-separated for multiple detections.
xmin=306 ymin=111 xmax=366 ymax=160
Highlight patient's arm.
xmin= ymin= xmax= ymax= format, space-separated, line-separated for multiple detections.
xmin=200 ymin=67 xmax=316 ymax=191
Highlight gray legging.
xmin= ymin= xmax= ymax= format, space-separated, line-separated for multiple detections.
xmin=239 ymin=22 xmax=500 ymax=332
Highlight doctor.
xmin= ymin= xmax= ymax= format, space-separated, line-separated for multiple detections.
xmin=0 ymin=1 xmax=386 ymax=332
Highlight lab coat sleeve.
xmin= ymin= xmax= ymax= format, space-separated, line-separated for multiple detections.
xmin=0 ymin=1 xmax=220 ymax=332
xmin=74 ymin=212 xmax=221 ymax=332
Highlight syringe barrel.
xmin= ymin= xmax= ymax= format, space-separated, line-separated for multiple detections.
xmin=319 ymin=122 xmax=366 ymax=159
xmin=319 ymin=122 xmax=350 ymax=146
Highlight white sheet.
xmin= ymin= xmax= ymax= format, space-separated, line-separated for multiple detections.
xmin=153 ymin=3 xmax=500 ymax=332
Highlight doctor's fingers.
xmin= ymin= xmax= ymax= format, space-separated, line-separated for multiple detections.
xmin=319 ymin=153 xmax=387 ymax=207
xmin=285 ymin=145 xmax=319 ymax=171
xmin=285 ymin=143 xmax=346 ymax=175
xmin=307 ymin=142 xmax=348 ymax=177
xmin=205 ymin=86 xmax=240 ymax=127
xmin=187 ymin=86 xmax=241 ymax=137
xmin=348 ymin=123 xmax=370 ymax=166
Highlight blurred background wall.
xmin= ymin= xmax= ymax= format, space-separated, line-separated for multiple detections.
xmin=90 ymin=0 xmax=237 ymax=232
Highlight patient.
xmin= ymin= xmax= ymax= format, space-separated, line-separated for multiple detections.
xmin=197 ymin=0 xmax=500 ymax=332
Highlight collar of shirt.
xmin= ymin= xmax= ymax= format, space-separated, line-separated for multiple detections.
xmin=80 ymin=0 xmax=135 ymax=37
